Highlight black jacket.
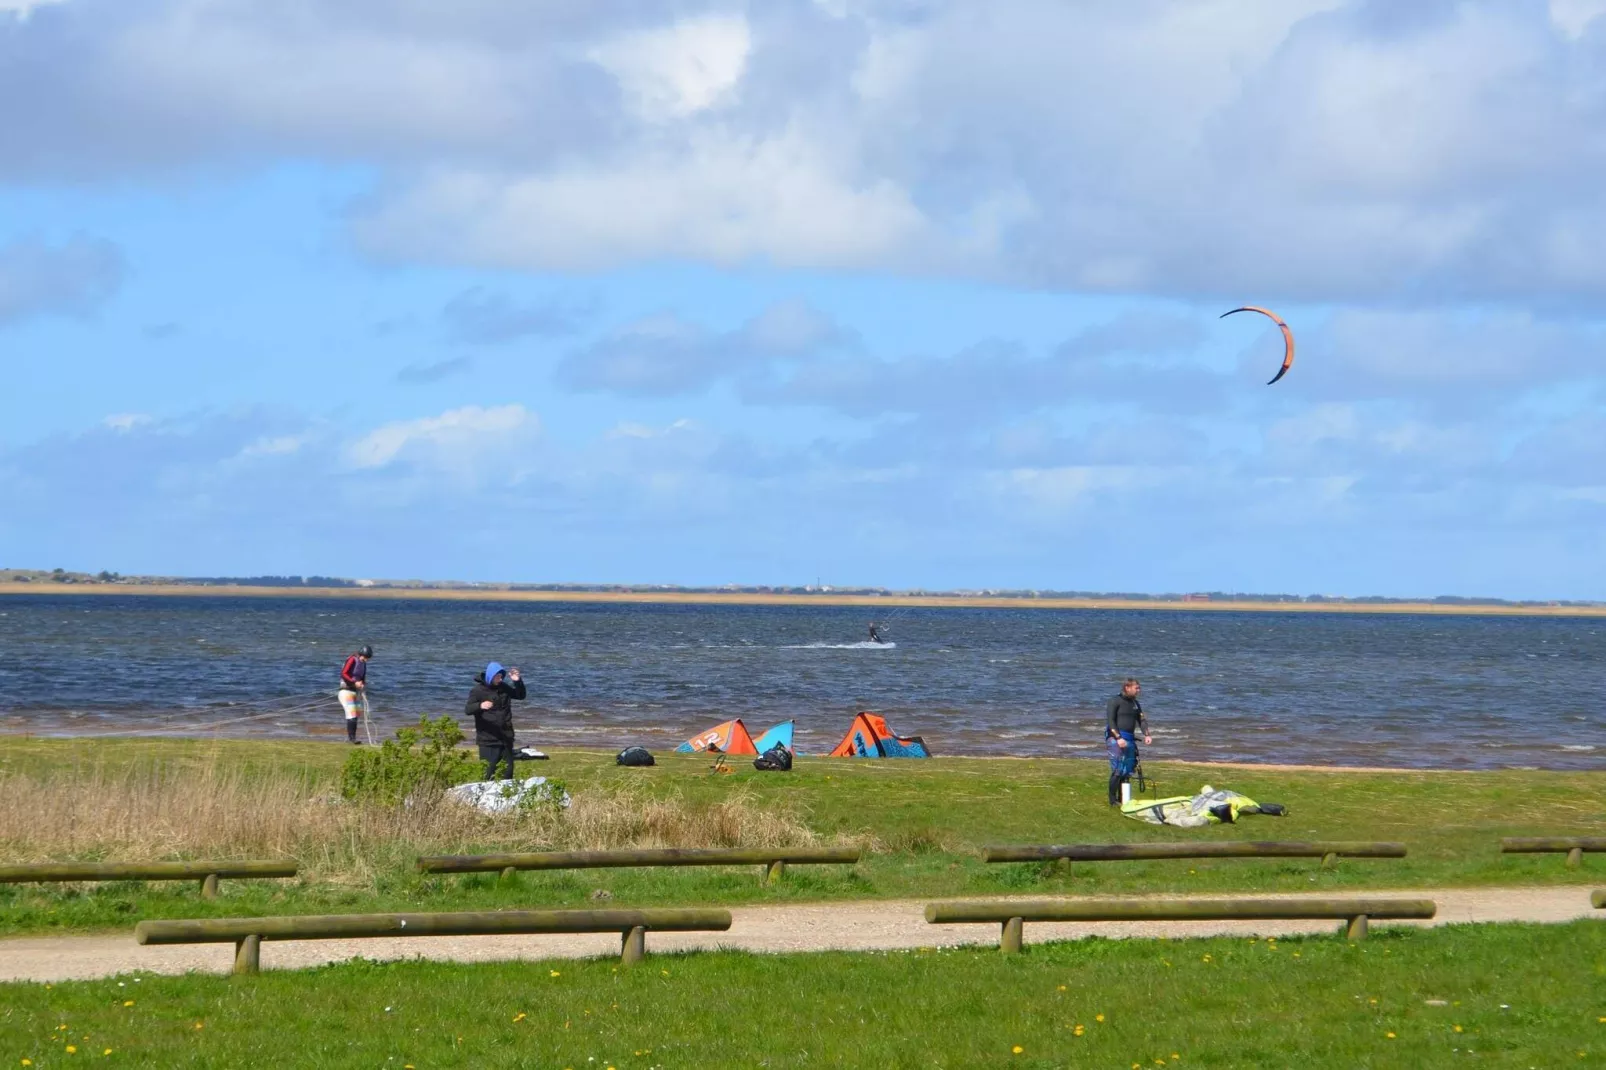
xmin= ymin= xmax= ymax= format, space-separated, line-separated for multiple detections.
xmin=1106 ymin=693 xmax=1146 ymax=737
xmin=465 ymin=673 xmax=527 ymax=747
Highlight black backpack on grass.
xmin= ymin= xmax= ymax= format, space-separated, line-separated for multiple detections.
xmin=616 ymin=746 xmax=655 ymax=767
xmin=753 ymin=744 xmax=793 ymax=772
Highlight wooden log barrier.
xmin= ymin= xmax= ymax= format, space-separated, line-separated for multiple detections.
xmin=0 ymin=861 xmax=298 ymax=900
xmin=925 ymin=896 xmax=1436 ymax=952
xmin=135 ymin=907 xmax=733 ymax=974
xmin=1591 ymin=889 xmax=1605 ymax=910
xmin=417 ymin=846 xmax=860 ymax=886
xmin=1500 ymin=837 xmax=1606 ymax=869
xmin=981 ymin=842 xmax=1406 ymax=874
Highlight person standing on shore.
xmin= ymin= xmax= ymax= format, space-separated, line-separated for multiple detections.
xmin=467 ymin=662 xmax=526 ymax=781
xmin=337 ymin=645 xmax=373 ymax=744
xmin=1106 ymin=677 xmax=1151 ymax=806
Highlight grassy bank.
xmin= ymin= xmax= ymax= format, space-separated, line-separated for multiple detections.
xmin=2 ymin=922 xmax=1602 ymax=1067
xmin=1 ymin=737 xmax=1602 ymax=935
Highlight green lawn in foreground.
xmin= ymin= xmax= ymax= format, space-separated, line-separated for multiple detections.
xmin=1 ymin=922 xmax=1602 ymax=1068
xmin=1 ymin=737 xmax=1602 ymax=935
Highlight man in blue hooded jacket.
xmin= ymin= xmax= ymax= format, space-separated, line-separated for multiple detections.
xmin=465 ymin=662 xmax=526 ymax=781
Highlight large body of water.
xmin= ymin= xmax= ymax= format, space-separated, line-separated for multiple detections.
xmin=0 ymin=595 xmax=1600 ymax=769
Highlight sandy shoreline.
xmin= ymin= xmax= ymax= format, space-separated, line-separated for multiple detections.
xmin=1 ymin=583 xmax=1601 ymax=617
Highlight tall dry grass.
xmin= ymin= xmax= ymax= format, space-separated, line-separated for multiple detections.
xmin=0 ymin=758 xmax=828 ymax=884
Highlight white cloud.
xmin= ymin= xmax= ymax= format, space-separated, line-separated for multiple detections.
xmin=240 ymin=433 xmax=309 ymax=457
xmin=103 ymin=412 xmax=151 ymax=432
xmin=589 ymin=12 xmax=751 ymax=121
xmin=354 ymin=125 xmax=928 ymax=271
xmin=345 ymin=404 xmax=537 ymax=475
xmin=0 ymin=0 xmax=66 ymax=18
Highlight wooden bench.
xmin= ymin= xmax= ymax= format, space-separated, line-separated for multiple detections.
xmin=925 ymin=896 xmax=1437 ymax=951
xmin=417 ymin=846 xmax=860 ymax=886
xmin=982 ymin=841 xmax=1405 ymax=871
xmin=0 ymin=861 xmax=297 ymax=899
xmin=135 ymin=907 xmax=733 ymax=973
xmin=1500 ymin=837 xmax=1605 ymax=869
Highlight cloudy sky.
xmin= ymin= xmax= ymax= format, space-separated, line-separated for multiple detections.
xmin=2 ymin=0 xmax=1604 ymax=597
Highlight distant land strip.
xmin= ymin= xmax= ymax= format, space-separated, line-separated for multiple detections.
xmin=1 ymin=581 xmax=1603 ymax=616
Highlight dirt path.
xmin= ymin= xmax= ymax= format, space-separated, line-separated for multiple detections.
xmin=1 ymin=886 xmax=1598 ymax=983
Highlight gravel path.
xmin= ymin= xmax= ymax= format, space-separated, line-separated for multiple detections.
xmin=1 ymin=885 xmax=1598 ymax=983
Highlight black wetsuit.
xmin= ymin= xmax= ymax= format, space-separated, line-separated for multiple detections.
xmin=869 ymin=625 xmax=884 ymax=644
xmin=1105 ymin=693 xmax=1147 ymax=806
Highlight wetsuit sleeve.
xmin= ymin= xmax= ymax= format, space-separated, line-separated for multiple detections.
xmin=1106 ymin=697 xmax=1119 ymax=737
xmin=508 ymin=679 xmax=527 ymax=700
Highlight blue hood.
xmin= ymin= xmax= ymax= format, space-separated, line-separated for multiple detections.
xmin=483 ymin=661 xmax=505 ymax=684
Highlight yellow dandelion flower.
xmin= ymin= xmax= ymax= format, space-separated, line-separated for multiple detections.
xmin=24 ymin=1060 xmax=35 ymax=1067
xmin=103 ymin=1051 xmax=112 ymax=1057
xmin=193 ymin=1023 xmax=204 ymax=1031
xmin=65 ymin=1046 xmax=76 ymax=1054
xmin=1096 ymin=1014 xmax=1105 ymax=1022
xmin=550 ymin=970 xmax=561 ymax=977
xmin=123 ymin=1001 xmax=134 ymax=1007
xmin=1454 ymin=1025 xmax=1463 ymax=1033
xmin=1385 ymin=1032 xmax=1396 ymax=1039
xmin=1173 ymin=1055 xmax=1181 ymax=1060
xmin=1057 ymin=985 xmax=1067 ymax=991
xmin=513 ymin=1013 xmax=526 ymax=1023
xmin=1012 ymin=1046 xmax=1023 ymax=1054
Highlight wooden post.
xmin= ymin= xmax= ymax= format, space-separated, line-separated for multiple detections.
xmin=620 ymin=926 xmax=646 ymax=965
xmin=233 ymin=934 xmax=261 ymax=975
xmin=200 ymin=874 xmax=220 ymax=899
xmin=1567 ymin=847 xmax=1584 ymax=869
xmin=1320 ymin=853 xmax=1337 ymax=870
xmin=1000 ymin=917 xmax=1023 ymax=954
xmin=765 ymin=860 xmax=786 ymax=886
xmin=1345 ymin=915 xmax=1368 ymax=942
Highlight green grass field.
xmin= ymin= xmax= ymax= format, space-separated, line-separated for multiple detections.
xmin=1 ymin=736 xmax=1602 ymax=935
xmin=2 ymin=922 xmax=1602 ymax=1068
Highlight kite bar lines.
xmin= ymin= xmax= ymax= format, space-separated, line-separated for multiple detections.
xmin=1221 ymin=306 xmax=1296 ymax=385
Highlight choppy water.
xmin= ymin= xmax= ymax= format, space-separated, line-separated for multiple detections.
xmin=0 ymin=595 xmax=1600 ymax=769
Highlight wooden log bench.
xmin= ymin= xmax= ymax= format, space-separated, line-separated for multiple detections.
xmin=982 ymin=841 xmax=1406 ymax=872
xmin=0 ymin=861 xmax=297 ymax=900
xmin=925 ymin=896 xmax=1437 ymax=952
xmin=1500 ymin=837 xmax=1606 ymax=869
xmin=417 ymin=846 xmax=861 ymax=886
xmin=134 ymin=907 xmax=733 ymax=974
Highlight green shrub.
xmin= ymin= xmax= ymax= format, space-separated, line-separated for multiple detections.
xmin=339 ymin=715 xmax=482 ymax=806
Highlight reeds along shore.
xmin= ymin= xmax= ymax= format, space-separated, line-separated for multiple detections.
xmin=0 ymin=583 xmax=1601 ymax=616
xmin=0 ymin=756 xmax=840 ymax=883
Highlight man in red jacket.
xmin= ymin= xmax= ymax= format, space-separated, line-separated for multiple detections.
xmin=338 ymin=645 xmax=373 ymax=744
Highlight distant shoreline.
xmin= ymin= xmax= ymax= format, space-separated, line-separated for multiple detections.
xmin=1 ymin=582 xmax=1603 ymax=617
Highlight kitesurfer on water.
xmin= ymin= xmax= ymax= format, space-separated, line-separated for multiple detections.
xmin=1106 ymin=678 xmax=1151 ymax=806
xmin=337 ymin=645 xmax=373 ymax=744
xmin=467 ymin=662 xmax=526 ymax=781
xmin=868 ymin=623 xmax=885 ymax=644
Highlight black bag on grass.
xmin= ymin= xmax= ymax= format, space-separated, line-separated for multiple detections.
xmin=616 ymin=746 xmax=655 ymax=767
xmin=753 ymin=744 xmax=793 ymax=772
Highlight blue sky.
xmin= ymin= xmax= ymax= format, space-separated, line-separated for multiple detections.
xmin=2 ymin=0 xmax=1604 ymax=598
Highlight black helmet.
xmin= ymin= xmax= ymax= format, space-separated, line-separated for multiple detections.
xmin=358 ymin=645 xmax=373 ymax=658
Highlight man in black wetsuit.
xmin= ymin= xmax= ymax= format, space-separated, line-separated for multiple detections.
xmin=868 ymin=623 xmax=885 ymax=644
xmin=1106 ymin=678 xmax=1152 ymax=806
